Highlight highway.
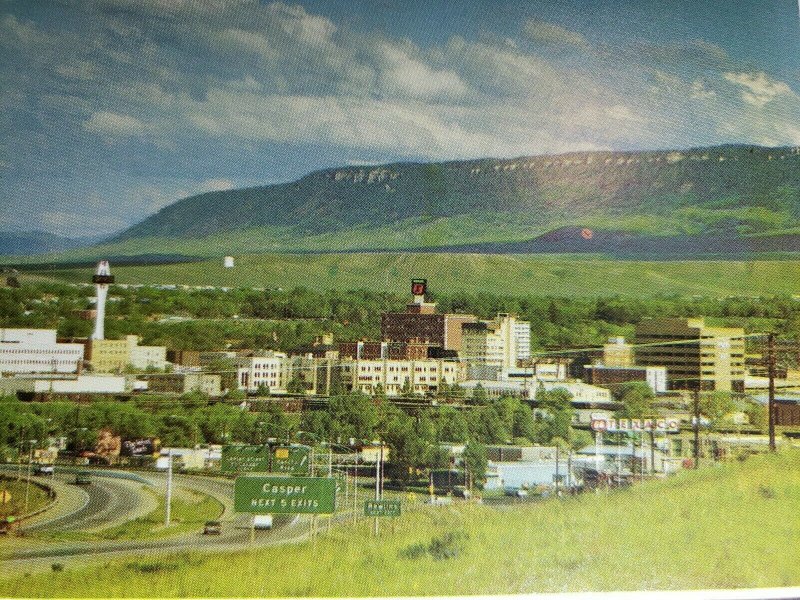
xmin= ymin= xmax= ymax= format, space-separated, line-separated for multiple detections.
xmin=0 ymin=468 xmax=303 ymax=578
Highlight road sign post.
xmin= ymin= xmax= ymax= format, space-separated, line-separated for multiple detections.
xmin=271 ymin=445 xmax=311 ymax=475
xmin=221 ymin=445 xmax=271 ymax=473
xmin=364 ymin=499 xmax=401 ymax=518
xmin=234 ymin=476 xmax=336 ymax=514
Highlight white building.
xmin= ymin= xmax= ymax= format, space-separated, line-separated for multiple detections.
xmin=0 ymin=328 xmax=84 ymax=375
xmin=461 ymin=313 xmax=530 ymax=377
xmin=237 ymin=351 xmax=290 ymax=393
xmin=513 ymin=321 xmax=531 ymax=361
xmin=344 ymin=358 xmax=463 ymax=396
xmin=460 ymin=378 xmax=613 ymax=405
xmin=0 ymin=374 xmax=126 ymax=395
xmin=129 ymin=340 xmax=167 ymax=371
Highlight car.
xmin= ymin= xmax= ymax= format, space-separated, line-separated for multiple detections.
xmin=253 ymin=515 xmax=273 ymax=530
xmin=504 ymin=487 xmax=528 ymax=498
xmin=203 ymin=520 xmax=222 ymax=535
xmin=34 ymin=464 xmax=54 ymax=476
xmin=74 ymin=471 xmax=91 ymax=485
xmin=452 ymin=486 xmax=471 ymax=499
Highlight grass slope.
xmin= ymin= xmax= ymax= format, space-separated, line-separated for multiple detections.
xmin=26 ymin=253 xmax=800 ymax=297
xmin=6 ymin=451 xmax=800 ymax=596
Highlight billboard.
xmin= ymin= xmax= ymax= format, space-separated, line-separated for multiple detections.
xmin=121 ymin=438 xmax=160 ymax=457
xmin=234 ymin=476 xmax=336 ymax=514
xmin=590 ymin=417 xmax=680 ymax=433
xmin=411 ymin=278 xmax=427 ymax=297
xmin=221 ymin=445 xmax=271 ymax=473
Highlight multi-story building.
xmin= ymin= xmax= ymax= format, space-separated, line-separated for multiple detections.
xmin=86 ymin=335 xmax=167 ymax=373
xmin=634 ymin=318 xmax=746 ymax=392
xmin=461 ymin=314 xmax=530 ymax=378
xmin=342 ymin=358 xmax=464 ymax=396
xmin=601 ymin=337 xmax=634 ymax=367
xmin=338 ymin=340 xmax=429 ymax=361
xmin=583 ymin=365 xmax=668 ymax=393
xmin=0 ymin=328 xmax=84 ymax=375
xmin=380 ymin=298 xmax=477 ymax=353
xmin=141 ymin=372 xmax=223 ymax=396
xmin=236 ymin=351 xmax=290 ymax=393
xmin=513 ymin=320 xmax=531 ymax=361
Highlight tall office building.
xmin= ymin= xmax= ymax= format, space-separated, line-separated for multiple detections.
xmin=634 ymin=318 xmax=745 ymax=392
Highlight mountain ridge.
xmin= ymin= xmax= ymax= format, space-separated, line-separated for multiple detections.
xmin=113 ymin=144 xmax=800 ymax=252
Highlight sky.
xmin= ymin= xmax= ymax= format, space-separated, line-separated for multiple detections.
xmin=1 ymin=0 xmax=799 ymax=237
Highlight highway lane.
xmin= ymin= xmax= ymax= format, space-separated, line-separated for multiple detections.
xmin=0 ymin=469 xmax=332 ymax=578
xmin=20 ymin=473 xmax=156 ymax=534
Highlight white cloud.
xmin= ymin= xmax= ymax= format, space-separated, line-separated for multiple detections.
xmin=723 ymin=72 xmax=794 ymax=107
xmin=83 ymin=111 xmax=149 ymax=136
xmin=690 ymin=80 xmax=716 ymax=100
xmin=522 ymin=19 xmax=589 ymax=50
xmin=376 ymin=42 xmax=468 ymax=100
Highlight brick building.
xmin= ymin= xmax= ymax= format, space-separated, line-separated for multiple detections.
xmin=380 ymin=300 xmax=476 ymax=353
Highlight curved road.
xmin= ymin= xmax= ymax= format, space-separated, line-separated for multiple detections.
xmin=0 ymin=469 xmax=305 ymax=578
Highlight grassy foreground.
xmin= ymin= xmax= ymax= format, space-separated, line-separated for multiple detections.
xmin=24 ymin=253 xmax=800 ymax=297
xmin=0 ymin=478 xmax=50 ymax=519
xmin=6 ymin=451 xmax=800 ymax=597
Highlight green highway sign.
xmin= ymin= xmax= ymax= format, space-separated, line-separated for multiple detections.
xmin=234 ymin=476 xmax=336 ymax=514
xmin=364 ymin=499 xmax=401 ymax=518
xmin=221 ymin=445 xmax=271 ymax=473
xmin=271 ymin=445 xmax=311 ymax=474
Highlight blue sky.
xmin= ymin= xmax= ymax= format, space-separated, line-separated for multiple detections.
xmin=1 ymin=0 xmax=799 ymax=237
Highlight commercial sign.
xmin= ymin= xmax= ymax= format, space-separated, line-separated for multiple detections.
xmin=221 ymin=445 xmax=271 ymax=473
xmin=234 ymin=476 xmax=336 ymax=514
xmin=590 ymin=417 xmax=680 ymax=433
xmin=364 ymin=499 xmax=401 ymax=517
xmin=411 ymin=278 xmax=427 ymax=296
xmin=271 ymin=445 xmax=311 ymax=474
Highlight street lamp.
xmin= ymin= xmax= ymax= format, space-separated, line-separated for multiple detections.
xmin=24 ymin=439 xmax=38 ymax=515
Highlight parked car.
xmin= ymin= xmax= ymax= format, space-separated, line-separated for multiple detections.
xmin=203 ymin=521 xmax=222 ymax=535
xmin=504 ymin=487 xmax=528 ymax=498
xmin=34 ymin=464 xmax=54 ymax=476
xmin=452 ymin=485 xmax=471 ymax=499
xmin=74 ymin=471 xmax=92 ymax=485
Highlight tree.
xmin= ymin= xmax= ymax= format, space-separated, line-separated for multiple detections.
xmin=615 ymin=382 xmax=655 ymax=419
xmin=433 ymin=406 xmax=469 ymax=443
xmin=470 ymin=383 xmax=488 ymax=405
xmin=744 ymin=401 xmax=768 ymax=431
xmin=462 ymin=441 xmax=488 ymax=490
xmin=287 ymin=375 xmax=308 ymax=395
xmin=256 ymin=383 xmax=271 ymax=397
xmin=700 ymin=391 xmax=736 ymax=428
xmin=535 ymin=387 xmax=575 ymax=443
xmin=326 ymin=392 xmax=378 ymax=443
xmin=383 ymin=408 xmax=430 ymax=487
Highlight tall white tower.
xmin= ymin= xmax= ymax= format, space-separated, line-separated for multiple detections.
xmin=91 ymin=260 xmax=114 ymax=340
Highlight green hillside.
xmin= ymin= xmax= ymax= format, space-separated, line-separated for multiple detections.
xmin=109 ymin=145 xmax=800 ymax=253
xmin=24 ymin=253 xmax=800 ymax=297
xmin=6 ymin=451 xmax=800 ymax=596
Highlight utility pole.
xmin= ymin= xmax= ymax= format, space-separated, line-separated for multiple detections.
xmin=373 ymin=443 xmax=380 ymax=536
xmin=693 ymin=390 xmax=700 ymax=469
xmin=649 ymin=429 xmax=655 ymax=475
xmin=554 ymin=444 xmax=560 ymax=496
xmin=164 ymin=449 xmax=173 ymax=527
xmin=767 ymin=332 xmax=777 ymax=452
